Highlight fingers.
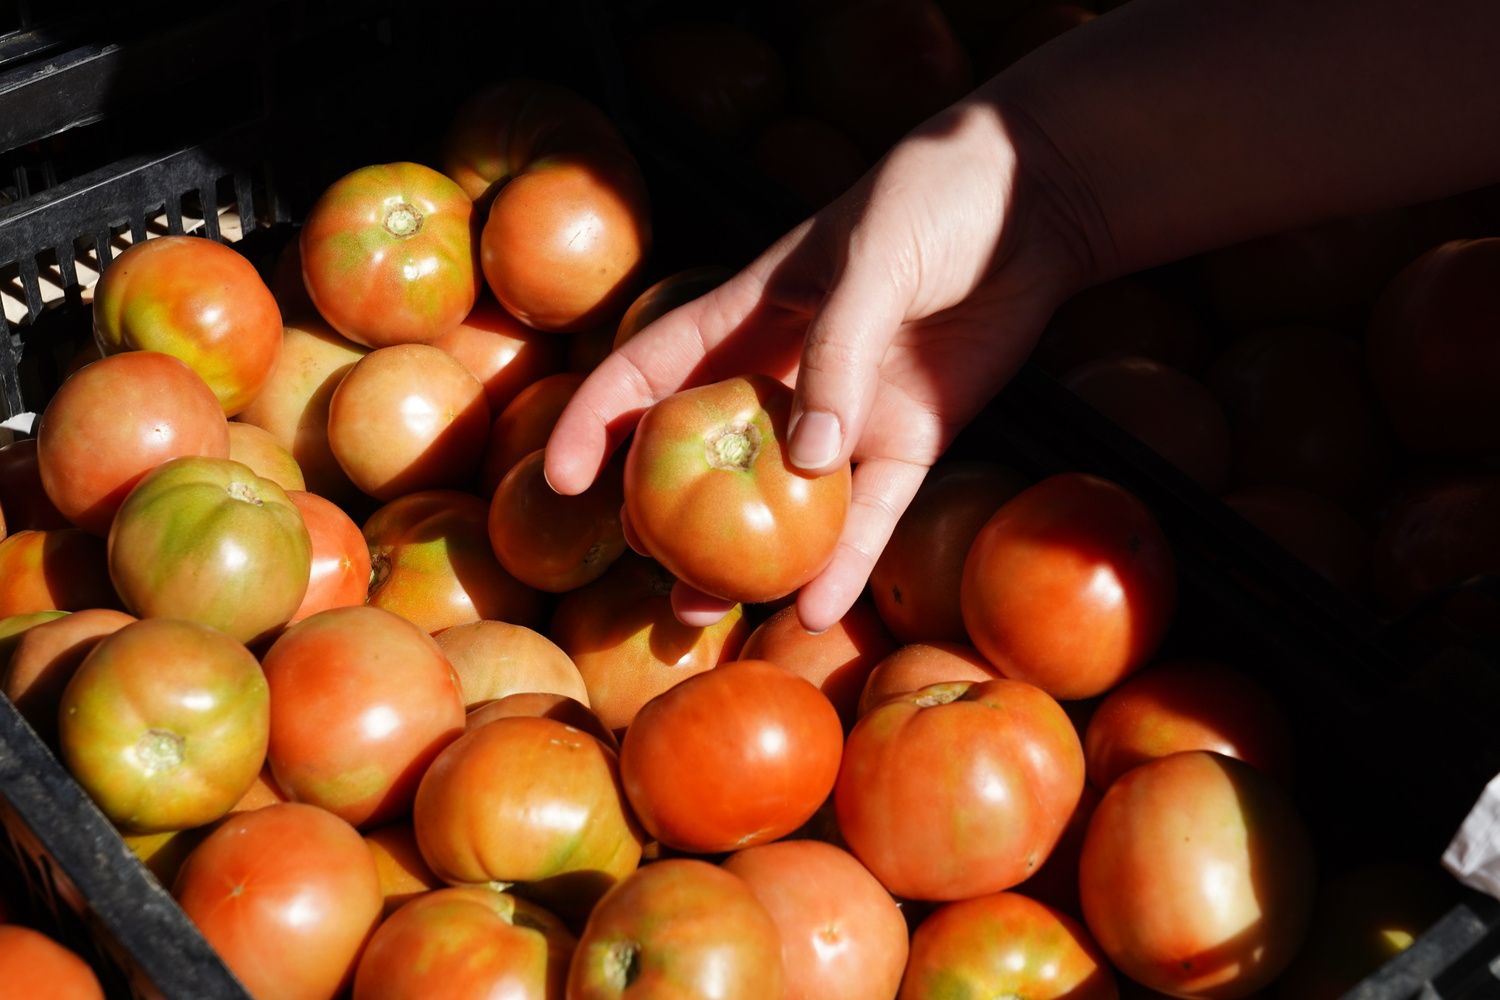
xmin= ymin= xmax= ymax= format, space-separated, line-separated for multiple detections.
xmin=670 ymin=582 xmax=736 ymax=628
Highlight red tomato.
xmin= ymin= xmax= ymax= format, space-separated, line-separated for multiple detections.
xmin=961 ymin=474 xmax=1177 ymax=700
xmin=1223 ymin=485 xmax=1367 ymax=593
xmin=37 ymin=352 xmax=229 ymax=535
xmin=620 ymin=660 xmax=843 ymax=853
xmin=627 ymin=23 xmax=785 ymax=141
xmin=0 ymin=530 xmax=117 ymax=618
xmin=93 ymin=236 xmax=283 ymax=415
xmin=613 ymin=267 xmax=732 ymax=350
xmin=0 ymin=611 xmax=70 ymax=666
xmin=226 ymin=422 xmax=305 ymax=492
xmin=901 ymin=892 xmax=1116 ymax=1000
xmin=1079 ymin=751 xmax=1315 ymax=998
xmin=568 ymin=859 xmax=783 ymax=1000
xmin=286 ymin=491 xmax=371 ymax=623
xmin=870 ymin=460 xmax=1027 ymax=643
xmin=753 ymin=116 xmax=868 ymax=210
xmin=364 ymin=823 xmax=442 ymax=916
xmin=262 ymin=606 xmax=466 ymax=828
xmin=0 ymin=925 xmax=103 ymax=999
xmin=466 ymin=692 xmax=616 ymax=750
xmin=625 ymin=375 xmax=852 ymax=603
xmin=835 ymin=678 xmax=1084 ymax=900
xmin=3 ymin=607 xmax=135 ymax=745
xmin=1016 ymin=782 xmax=1101 ymax=918
xmin=479 ymin=371 xmax=583 ymax=494
xmin=300 ymin=162 xmax=479 ymax=348
xmin=488 ymin=449 xmax=626 ymax=592
xmin=1370 ymin=474 xmax=1500 ymax=615
xmin=327 ymin=345 xmax=490 ymax=501
xmin=0 ymin=439 xmax=69 ymax=531
xmin=174 ymin=802 xmax=383 ymax=1000
xmin=722 ymin=840 xmax=907 ymax=1000
xmin=856 ymin=642 xmax=1000 ymax=717
xmin=353 ymin=887 xmax=575 ymax=1000
xmin=1034 ymin=279 xmax=1201 ymax=375
xmin=107 ymin=456 xmax=311 ymax=644
xmin=435 ymin=620 xmax=589 ymax=708
xmin=432 ymin=297 xmax=566 ymax=415
xmin=740 ymin=600 xmax=894 ymax=726
xmin=365 ymin=490 xmax=543 ymax=633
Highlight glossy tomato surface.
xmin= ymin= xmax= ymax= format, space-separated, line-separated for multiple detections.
xmin=286 ymin=490 xmax=371 ymax=623
xmin=465 ymin=692 xmax=616 ymax=750
xmin=0 ymin=530 xmax=116 ymax=618
xmin=364 ymin=822 xmax=442 ymax=915
xmin=739 ymin=600 xmax=894 ymax=727
xmin=612 ymin=267 xmax=732 ymax=349
xmin=433 ymin=296 xmax=566 ymax=415
xmin=0 ymin=925 xmax=103 ymax=1000
xmin=479 ymin=371 xmax=583 ymax=493
xmin=4 ymin=607 xmax=135 ymax=745
xmin=434 ymin=619 xmax=589 ymax=708
xmin=856 ymin=641 xmax=999 ymax=718
xmin=226 ymin=422 xmax=305 ymax=492
xmin=488 ymin=449 xmax=626 ymax=592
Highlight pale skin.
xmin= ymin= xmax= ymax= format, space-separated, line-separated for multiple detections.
xmin=545 ymin=0 xmax=1500 ymax=632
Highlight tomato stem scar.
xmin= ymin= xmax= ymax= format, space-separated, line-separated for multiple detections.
xmin=384 ymin=202 xmax=424 ymax=238
xmin=704 ymin=422 xmax=761 ymax=471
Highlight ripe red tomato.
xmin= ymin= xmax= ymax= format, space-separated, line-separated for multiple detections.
xmin=625 ymin=375 xmax=852 ymax=603
xmin=327 ymin=345 xmax=490 ymax=501
xmin=1223 ymin=485 xmax=1367 ymax=593
xmin=364 ymin=823 xmax=442 ymax=916
xmin=0 ymin=925 xmax=103 ymax=1000
xmin=901 ymin=892 xmax=1116 ymax=1000
xmin=568 ymin=859 xmax=783 ymax=1000
xmin=365 ymin=490 xmax=543 ymax=633
xmin=300 ymin=162 xmax=479 ymax=348
xmin=479 ymin=371 xmax=583 ymax=494
xmin=226 ymin=422 xmax=305 ymax=492
xmin=753 ymin=116 xmax=868 ymax=210
xmin=1079 ymin=751 xmax=1315 ymax=998
xmin=856 ymin=642 xmax=1000 ymax=717
xmin=3 ymin=607 xmax=135 ymax=745
xmin=870 ymin=460 xmax=1027 ymax=643
xmin=262 ymin=606 xmax=466 ymax=828
xmin=627 ymin=24 xmax=784 ymax=141
xmin=1016 ymin=782 xmax=1101 ymax=917
xmin=174 ymin=802 xmax=383 ymax=1000
xmin=1034 ymin=279 xmax=1200 ymax=375
xmin=0 ymin=439 xmax=69 ymax=531
xmin=432 ymin=297 xmax=566 ymax=416
xmin=961 ymin=474 xmax=1177 ymax=700
xmin=465 ymin=692 xmax=617 ymax=749
xmin=435 ymin=620 xmax=589 ymax=708
xmin=286 ymin=490 xmax=371 ymax=623
xmin=722 ymin=840 xmax=907 ymax=1000
xmin=37 ymin=351 xmax=229 ymax=535
xmin=107 ymin=456 xmax=311 ymax=644
xmin=835 ymin=678 xmax=1084 ymax=900
xmin=0 ymin=530 xmax=117 ymax=618
xmin=740 ymin=600 xmax=894 ymax=726
xmin=488 ymin=449 xmax=626 ymax=592
xmin=620 ymin=660 xmax=842 ymax=853
xmin=93 ymin=235 xmax=283 ymax=415
xmin=613 ymin=267 xmax=732 ymax=350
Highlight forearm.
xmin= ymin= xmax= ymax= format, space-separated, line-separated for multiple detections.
xmin=988 ymin=0 xmax=1500 ymax=281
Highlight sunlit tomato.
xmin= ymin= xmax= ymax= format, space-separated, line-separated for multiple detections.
xmin=466 ymin=692 xmax=617 ymax=749
xmin=753 ymin=115 xmax=868 ymax=211
xmin=93 ymin=236 xmax=282 ymax=415
xmin=0 ymin=610 xmax=68 ymax=668
xmin=413 ymin=716 xmax=644 ymax=918
xmin=612 ymin=268 xmax=731 ymax=351
xmin=432 ymin=297 xmax=566 ymax=415
xmin=365 ymin=490 xmax=544 ymax=633
xmin=488 ymin=450 xmax=625 ymax=592
xmin=59 ymin=618 xmax=268 ymax=833
xmin=327 ymin=345 xmax=490 ymax=500
xmin=1224 ymin=485 xmax=1367 ymax=593
xmin=983 ymin=2 xmax=1096 ymax=75
xmin=107 ymin=457 xmax=311 ymax=644
xmin=37 ymin=351 xmax=229 ymax=535
xmin=870 ymin=461 xmax=1027 ymax=643
xmin=628 ymin=23 xmax=784 ymax=141
xmin=550 ymin=554 xmax=749 ymax=732
xmin=1370 ymin=474 xmax=1500 ymax=615
xmin=435 ymin=620 xmax=589 ymax=708
xmin=353 ymin=887 xmax=574 ymax=1000
xmin=301 ymin=162 xmax=479 ymax=348
xmin=0 ymin=530 xmax=117 ymax=618
xmin=132 ymin=767 xmax=288 ymax=887
xmin=1034 ymin=279 xmax=1201 ymax=376
xmin=722 ymin=840 xmax=907 ymax=1000
xmin=263 ymin=606 xmax=465 ymax=828
xmin=568 ymin=859 xmax=783 ymax=1000
xmin=1016 ymin=782 xmax=1101 ymax=918
xmin=226 ymin=422 xmax=305 ymax=492
xmin=0 ymin=925 xmax=103 ymax=1000
xmin=625 ymin=375 xmax=852 ymax=603
xmin=364 ymin=823 xmax=442 ymax=915
xmin=962 ymin=474 xmax=1176 ymax=700
xmin=3 ymin=608 xmax=134 ymax=745
xmin=286 ymin=491 xmax=370 ymax=623
xmin=740 ymin=600 xmax=894 ymax=726
xmin=0 ymin=439 xmax=69 ymax=531
xmin=1079 ymin=751 xmax=1315 ymax=999
xmin=901 ymin=892 xmax=1116 ymax=1000
xmin=479 ymin=372 xmax=583 ymax=494
xmin=856 ymin=642 xmax=1000 ymax=717
xmin=174 ymin=802 xmax=383 ymax=1000
xmin=235 ymin=317 xmax=368 ymax=503
xmin=836 ymin=678 xmax=1084 ymax=901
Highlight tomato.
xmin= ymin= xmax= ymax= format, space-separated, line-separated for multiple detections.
xmin=627 ymin=23 xmax=784 ymax=141
xmin=235 ymin=317 xmax=368 ymax=503
xmin=1079 ymin=751 xmax=1315 ymax=999
xmin=434 ymin=619 xmax=589 ymax=708
xmin=835 ymin=678 xmax=1084 ymax=901
xmin=174 ymin=802 xmax=383 ymax=1000
xmin=1370 ymin=474 xmax=1500 ymax=615
xmin=740 ymin=600 xmax=894 ymax=726
xmin=262 ymin=606 xmax=466 ymax=828
xmin=961 ymin=474 xmax=1176 ymax=700
xmin=327 ymin=345 xmax=490 ymax=501
xmin=1016 ymin=782 xmax=1101 ymax=918
xmin=364 ymin=823 xmax=442 ymax=916
xmin=0 ymin=925 xmax=103 ymax=1000
xmin=353 ymin=886 xmax=574 ymax=1000
xmin=287 ymin=491 xmax=371 ymax=623
xmin=413 ymin=716 xmax=643 ymax=917
xmin=37 ymin=352 xmax=229 ymax=535
xmin=856 ymin=642 xmax=1000 ymax=717
xmin=488 ymin=449 xmax=626 ymax=592
xmin=479 ymin=371 xmax=583 ymax=494
xmin=131 ymin=764 xmax=288 ymax=887
xmin=613 ymin=267 xmax=732 ymax=350
xmin=92 ymin=235 xmax=282 ymax=415
xmin=1034 ymin=279 xmax=1201 ymax=376
xmin=466 ymin=692 xmax=617 ymax=750
xmin=722 ymin=840 xmax=907 ymax=1000
xmin=3 ymin=608 xmax=134 ymax=745
xmin=870 ymin=460 xmax=1027 ymax=643
xmin=983 ymin=2 xmax=1096 ymax=75
xmin=0 ymin=610 xmax=69 ymax=667
xmin=1223 ymin=485 xmax=1367 ymax=593
xmin=550 ymin=554 xmax=748 ymax=733
xmin=300 ymin=162 xmax=479 ymax=348
xmin=1063 ymin=358 xmax=1232 ymax=493
xmin=901 ymin=892 xmax=1116 ymax=1000
xmin=625 ymin=375 xmax=852 ymax=603
xmin=0 ymin=530 xmax=118 ymax=618
xmin=753 ymin=115 xmax=868 ymax=210
xmin=107 ymin=457 xmax=310 ymax=644
xmin=365 ymin=490 xmax=544 ymax=633
xmin=0 ymin=439 xmax=69 ymax=531
xmin=620 ymin=660 xmax=841 ymax=853
xmin=226 ymin=422 xmax=305 ymax=492
xmin=568 ymin=859 xmax=783 ymax=1000
xmin=432 ymin=296 xmax=566 ymax=416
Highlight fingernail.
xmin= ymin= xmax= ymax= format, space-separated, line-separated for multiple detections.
xmin=789 ymin=410 xmax=842 ymax=470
